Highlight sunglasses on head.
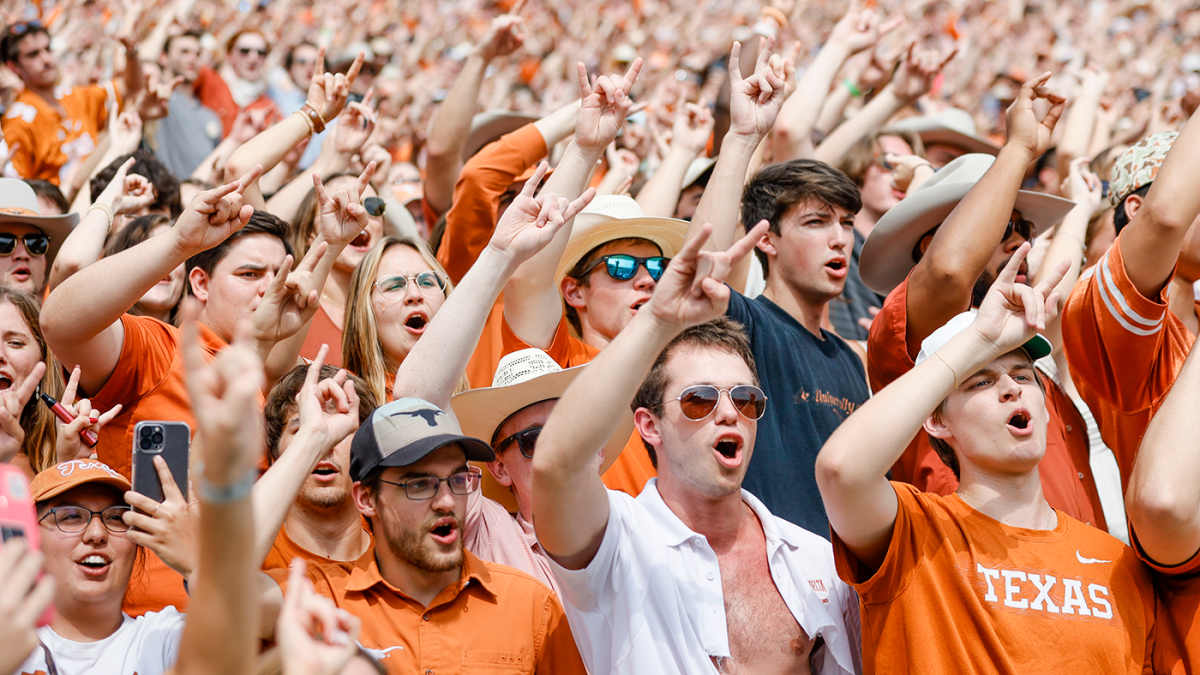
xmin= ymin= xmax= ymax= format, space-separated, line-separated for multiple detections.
xmin=6 ymin=20 xmax=42 ymax=38
xmin=0 ymin=233 xmax=48 ymax=257
xmin=1004 ymin=217 xmax=1035 ymax=243
xmin=653 ymin=384 xmax=767 ymax=421
xmin=363 ymin=196 xmax=385 ymax=218
xmin=237 ymin=46 xmax=268 ymax=57
xmin=577 ymin=254 xmax=669 ymax=282
xmin=494 ymin=426 xmax=541 ymax=458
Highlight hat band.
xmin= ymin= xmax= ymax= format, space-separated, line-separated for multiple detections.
xmin=0 ymin=207 xmax=39 ymax=217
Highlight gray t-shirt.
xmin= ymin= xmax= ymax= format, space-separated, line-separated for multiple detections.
xmin=153 ymin=91 xmax=222 ymax=179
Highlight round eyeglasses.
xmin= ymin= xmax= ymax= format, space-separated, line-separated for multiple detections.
xmin=373 ymin=272 xmax=447 ymax=298
xmin=377 ymin=467 xmax=482 ymax=500
xmin=39 ymin=505 xmax=132 ymax=534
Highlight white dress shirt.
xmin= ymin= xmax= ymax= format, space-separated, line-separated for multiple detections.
xmin=550 ymin=479 xmax=861 ymax=674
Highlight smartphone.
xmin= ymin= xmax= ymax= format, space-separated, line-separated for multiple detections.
xmin=0 ymin=464 xmax=53 ymax=626
xmin=131 ymin=421 xmax=190 ymax=503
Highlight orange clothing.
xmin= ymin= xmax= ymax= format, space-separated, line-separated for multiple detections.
xmin=867 ymin=276 xmax=1106 ymax=530
xmin=833 ymin=482 xmax=1156 ymax=675
xmin=261 ymin=522 xmax=369 ymax=573
xmin=1140 ymin=545 xmax=1200 ymax=675
xmin=299 ymin=304 xmax=343 ymax=367
xmin=193 ymin=67 xmax=280 ymax=139
xmin=2 ymin=83 xmax=116 ymax=184
xmin=268 ymin=545 xmax=585 ymax=674
xmin=501 ymin=315 xmax=657 ymax=497
xmin=1061 ymin=234 xmax=1194 ymax=490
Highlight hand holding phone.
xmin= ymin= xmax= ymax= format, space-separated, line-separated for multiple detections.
xmin=124 ymin=455 xmax=198 ymax=578
xmin=0 ymin=465 xmax=55 ymax=631
xmin=131 ymin=421 xmax=190 ymax=503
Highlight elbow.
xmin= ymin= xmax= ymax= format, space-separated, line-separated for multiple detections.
xmin=814 ymin=447 xmax=856 ymax=495
xmin=1136 ymin=198 xmax=1194 ymax=235
xmin=1126 ymin=482 xmax=1198 ymax=538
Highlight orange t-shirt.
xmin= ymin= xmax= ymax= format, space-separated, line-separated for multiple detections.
xmin=867 ymin=277 xmax=1106 ymax=530
xmin=299 ymin=304 xmax=343 ymax=367
xmin=833 ymin=482 xmax=1156 ymax=675
xmin=2 ymin=83 xmax=116 ymax=184
xmin=500 ymin=314 xmax=657 ymax=497
xmin=1128 ymin=525 xmax=1200 ymax=674
xmin=1061 ymin=234 xmax=1194 ymax=491
xmin=268 ymin=545 xmax=585 ymax=674
xmin=261 ymin=522 xmax=370 ymax=573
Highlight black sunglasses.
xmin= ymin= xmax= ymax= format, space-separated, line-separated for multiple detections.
xmin=363 ymin=196 xmax=385 ymax=217
xmin=652 ymin=385 xmax=768 ymax=421
xmin=1004 ymin=217 xmax=1035 ymax=243
xmin=0 ymin=233 xmax=48 ymax=257
xmin=237 ymin=47 xmax=268 ymax=57
xmin=577 ymin=254 xmax=669 ymax=282
xmin=494 ymin=426 xmax=541 ymax=459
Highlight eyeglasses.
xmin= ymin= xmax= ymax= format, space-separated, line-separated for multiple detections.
xmin=0 ymin=233 xmax=48 ymax=257
xmin=374 ymin=271 xmax=446 ymax=298
xmin=652 ymin=384 xmax=768 ymax=421
xmin=1004 ymin=217 xmax=1035 ymax=243
xmin=494 ymin=426 xmax=541 ymax=459
xmin=378 ymin=468 xmax=481 ymax=500
xmin=577 ymin=254 xmax=670 ymax=282
xmin=363 ymin=196 xmax=385 ymax=217
xmin=237 ymin=46 xmax=269 ymax=57
xmin=39 ymin=505 xmax=131 ymax=534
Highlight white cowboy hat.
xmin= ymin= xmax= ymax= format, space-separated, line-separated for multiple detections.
xmin=0 ymin=178 xmax=79 ymax=267
xmin=891 ymin=108 xmax=1001 ymax=157
xmin=859 ymin=154 xmax=1074 ymax=295
xmin=462 ymin=111 xmax=540 ymax=161
xmin=555 ymin=195 xmax=691 ymax=285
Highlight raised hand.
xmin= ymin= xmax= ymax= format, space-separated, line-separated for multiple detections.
xmin=575 ymin=58 xmax=643 ymax=153
xmin=138 ymin=75 xmax=184 ymax=121
xmin=277 ymin=559 xmax=361 ymax=675
xmin=885 ymin=153 xmax=934 ymax=193
xmin=727 ymin=38 xmax=788 ymax=140
xmin=1061 ymin=156 xmax=1102 ymax=214
xmin=122 ymin=455 xmax=198 ymax=577
xmin=295 ymin=345 xmax=360 ymax=449
xmin=891 ymin=42 xmax=957 ymax=104
xmin=94 ymin=156 xmax=155 ymax=218
xmin=1005 ymin=72 xmax=1067 ymax=158
xmin=333 ymin=92 xmax=376 ymax=157
xmin=0 ymin=361 xmax=44 ymax=464
xmin=969 ymin=242 xmax=1069 ymax=355
xmin=54 ymin=366 xmax=122 ymax=462
xmin=173 ymin=167 xmax=262 ymax=254
xmin=0 ymin=538 xmax=55 ymax=675
xmin=313 ymin=162 xmax=376 ymax=248
xmin=646 ymin=220 xmax=769 ymax=329
xmin=108 ymin=109 xmax=144 ymax=156
xmin=827 ymin=1 xmax=905 ymax=57
xmin=768 ymin=41 xmax=802 ymax=101
xmin=670 ymin=93 xmax=715 ymax=153
xmin=478 ymin=1 xmax=526 ymax=61
xmin=487 ymin=162 xmax=595 ymax=264
xmin=249 ymin=248 xmax=325 ymax=348
xmin=306 ymin=46 xmax=364 ymax=124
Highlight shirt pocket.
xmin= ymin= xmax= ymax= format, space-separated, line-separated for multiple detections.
xmin=462 ymin=650 xmax=534 ymax=673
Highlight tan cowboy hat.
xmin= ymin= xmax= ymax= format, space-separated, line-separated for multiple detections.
xmin=859 ymin=154 xmax=1074 ymax=295
xmin=555 ymin=195 xmax=691 ymax=285
xmin=462 ymin=111 xmax=540 ymax=161
xmin=0 ymin=178 xmax=79 ymax=267
xmin=891 ymin=108 xmax=1000 ymax=157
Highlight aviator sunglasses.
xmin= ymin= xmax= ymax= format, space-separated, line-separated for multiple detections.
xmin=577 ymin=254 xmax=670 ymax=282
xmin=653 ymin=385 xmax=768 ymax=421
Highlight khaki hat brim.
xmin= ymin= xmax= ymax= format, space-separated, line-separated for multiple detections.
xmin=0 ymin=212 xmax=80 ymax=268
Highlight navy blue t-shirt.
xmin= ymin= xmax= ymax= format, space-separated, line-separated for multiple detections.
xmin=726 ymin=291 xmax=869 ymax=538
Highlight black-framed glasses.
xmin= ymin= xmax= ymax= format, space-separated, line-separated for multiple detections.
xmin=378 ymin=467 xmax=481 ymax=500
xmin=652 ymin=385 xmax=768 ymax=421
xmin=39 ymin=505 xmax=131 ymax=534
xmin=0 ymin=233 xmax=48 ymax=257
xmin=363 ymin=196 xmax=386 ymax=217
xmin=237 ymin=47 xmax=268 ymax=57
xmin=1004 ymin=217 xmax=1035 ymax=243
xmin=577 ymin=254 xmax=669 ymax=282
xmin=374 ymin=271 xmax=446 ymax=298
xmin=494 ymin=426 xmax=541 ymax=459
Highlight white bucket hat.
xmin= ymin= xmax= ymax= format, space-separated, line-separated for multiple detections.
xmin=859 ymin=154 xmax=1074 ymax=295
xmin=891 ymin=108 xmax=1001 ymax=158
xmin=555 ymin=195 xmax=690 ymax=285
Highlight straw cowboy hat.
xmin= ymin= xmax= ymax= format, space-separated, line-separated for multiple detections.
xmin=859 ymin=154 xmax=1074 ymax=295
xmin=555 ymin=195 xmax=691 ymax=285
xmin=0 ymin=177 xmax=79 ymax=267
xmin=891 ymin=108 xmax=1001 ymax=157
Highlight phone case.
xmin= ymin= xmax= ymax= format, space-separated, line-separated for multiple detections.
xmin=131 ymin=421 xmax=191 ymax=503
xmin=0 ymin=464 xmax=53 ymax=626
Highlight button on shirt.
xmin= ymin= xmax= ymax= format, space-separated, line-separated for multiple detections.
xmin=549 ymin=479 xmax=861 ymax=675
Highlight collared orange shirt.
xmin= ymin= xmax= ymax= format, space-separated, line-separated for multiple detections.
xmin=269 ymin=545 xmax=585 ymax=674
xmin=3 ymin=82 xmax=116 ymax=184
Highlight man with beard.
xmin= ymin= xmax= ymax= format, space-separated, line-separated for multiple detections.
xmin=857 ymin=74 xmax=1105 ymax=527
xmin=258 ymin=396 xmax=586 ymax=674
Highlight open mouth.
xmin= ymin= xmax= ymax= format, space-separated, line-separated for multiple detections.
xmin=350 ymin=231 xmax=371 ymax=249
xmin=429 ymin=518 xmax=459 ymax=545
xmin=311 ymin=461 xmax=338 ymax=480
xmin=77 ymin=554 xmax=111 ymax=575
xmin=404 ymin=312 xmax=428 ymax=334
xmin=825 ymin=259 xmax=847 ymax=274
xmin=1006 ymin=410 xmax=1031 ymax=433
xmin=0 ymin=376 xmax=12 ymax=391
xmin=713 ymin=436 xmax=743 ymax=468
xmin=10 ymin=266 xmax=30 ymax=280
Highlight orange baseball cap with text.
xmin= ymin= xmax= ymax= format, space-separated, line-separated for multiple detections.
xmin=30 ymin=460 xmax=131 ymax=503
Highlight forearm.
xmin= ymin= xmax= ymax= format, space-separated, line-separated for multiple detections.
xmin=47 ymin=204 xmax=113 ymax=293
xmin=636 ymin=145 xmax=697 ymax=217
xmin=225 ymin=114 xmax=312 ymax=193
xmin=690 ymin=133 xmax=758 ymax=249
xmin=813 ymin=84 xmax=905 ymax=166
xmin=814 ymin=83 xmax=853 ymax=136
xmin=774 ymin=43 xmax=852 ymax=161
xmin=423 ymin=54 xmax=488 ymax=215
xmin=396 ymin=247 xmax=516 ymax=408
xmin=1033 ymin=204 xmax=1089 ymax=314
xmin=1056 ymin=83 xmax=1103 ymax=174
xmin=532 ymin=99 xmax=583 ymax=148
xmin=122 ymin=49 xmax=143 ymax=106
xmin=251 ymin=430 xmax=330 ymax=567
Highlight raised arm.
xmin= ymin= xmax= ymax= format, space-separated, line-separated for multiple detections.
xmin=424 ymin=6 xmax=526 ymax=217
xmin=635 ymin=95 xmax=714 ymax=218
xmin=533 ymin=220 xmax=766 ymax=570
xmin=41 ymin=168 xmax=261 ymax=395
xmin=502 ymin=59 xmax=642 ymax=349
xmin=396 ymin=164 xmax=591 ymax=408
xmin=904 ymin=73 xmax=1064 ymax=352
xmin=817 ymin=244 xmax=1068 ymax=570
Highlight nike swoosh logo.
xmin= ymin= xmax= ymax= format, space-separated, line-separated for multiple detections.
xmin=1077 ymin=550 xmax=1112 ymax=564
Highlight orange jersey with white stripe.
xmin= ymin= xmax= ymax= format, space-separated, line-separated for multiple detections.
xmin=2 ymin=83 xmax=116 ymax=184
xmin=1061 ymin=234 xmax=1194 ymax=490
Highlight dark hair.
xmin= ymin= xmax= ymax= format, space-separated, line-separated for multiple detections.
xmin=90 ymin=152 xmax=183 ymax=218
xmin=562 ymin=237 xmax=661 ymax=335
xmin=741 ymin=159 xmax=862 ymax=278
xmin=185 ymin=210 xmax=294 ymax=295
xmin=838 ymin=130 xmax=925 ymax=186
xmin=1 ymin=22 xmax=50 ymax=63
xmin=284 ymin=42 xmax=319 ymax=71
xmin=264 ymin=363 xmax=378 ymax=461
xmin=163 ymin=31 xmax=202 ymax=56
xmin=1113 ymin=183 xmax=1152 ymax=236
xmin=24 ymin=179 xmax=68 ymax=214
xmin=631 ymin=317 xmax=758 ymax=468
xmin=226 ymin=29 xmax=266 ymax=55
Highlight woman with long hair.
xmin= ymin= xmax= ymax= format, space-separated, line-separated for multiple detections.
xmin=103 ymin=215 xmax=187 ymax=326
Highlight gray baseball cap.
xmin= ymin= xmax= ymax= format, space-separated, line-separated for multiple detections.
xmin=350 ymin=398 xmax=494 ymax=482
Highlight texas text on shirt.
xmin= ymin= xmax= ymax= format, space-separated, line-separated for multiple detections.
xmin=267 ymin=544 xmax=584 ymax=674
xmin=1062 ymin=233 xmax=1195 ymax=490
xmin=832 ymin=482 xmax=1155 ymax=675
xmin=868 ymin=275 xmax=1107 ymax=529
xmin=550 ymin=479 xmax=861 ymax=675
xmin=15 ymin=606 xmax=184 ymax=675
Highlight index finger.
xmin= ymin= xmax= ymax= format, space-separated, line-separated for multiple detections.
xmin=520 ymin=161 xmax=549 ymax=199
xmin=234 ymin=165 xmax=264 ymax=194
xmin=728 ymin=42 xmax=743 ymax=85
xmin=756 ymin=35 xmax=776 ymax=71
xmin=357 ymin=161 xmax=377 ymax=196
xmin=1034 ymin=258 xmax=1072 ymax=297
xmin=344 ymin=51 xmax=365 ymax=86
xmin=13 ymin=362 xmax=44 ymax=409
xmin=576 ymin=62 xmax=591 ymax=98
xmin=313 ymin=46 xmax=326 ymax=79
xmin=302 ymin=345 xmax=330 ymax=396
xmin=997 ymin=241 xmax=1032 ymax=286
xmin=622 ymin=57 xmax=643 ymax=89
xmin=879 ymin=15 xmax=905 ymax=36
xmin=153 ymin=455 xmax=184 ymax=501
xmin=62 ymin=365 xmax=81 ymax=406
xmin=729 ymin=220 xmax=770 ymax=263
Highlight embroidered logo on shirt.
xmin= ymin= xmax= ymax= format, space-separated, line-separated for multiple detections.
xmin=359 ymin=644 xmax=404 ymax=660
xmin=1076 ymin=551 xmax=1112 ymax=565
xmin=792 ymin=388 xmax=859 ymax=416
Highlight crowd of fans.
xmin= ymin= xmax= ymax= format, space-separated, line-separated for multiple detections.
xmin=1 ymin=0 xmax=1200 ymax=672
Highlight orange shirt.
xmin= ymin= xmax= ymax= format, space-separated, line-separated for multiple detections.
xmin=833 ymin=482 xmax=1156 ymax=675
xmin=501 ymin=314 xmax=657 ymax=497
xmin=299 ymin=304 xmax=343 ymax=367
xmin=1061 ymin=234 xmax=1194 ymax=490
xmin=1142 ymin=546 xmax=1200 ymax=675
xmin=261 ymin=522 xmax=370 ymax=573
xmin=867 ymin=276 xmax=1106 ymax=530
xmin=269 ymin=545 xmax=585 ymax=674
xmin=2 ymin=83 xmax=116 ymax=184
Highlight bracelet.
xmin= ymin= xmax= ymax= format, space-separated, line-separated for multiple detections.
xmin=294 ymin=109 xmax=316 ymax=135
xmin=933 ymin=352 xmax=961 ymax=388
xmin=304 ymin=101 xmax=328 ymax=129
xmin=843 ymin=78 xmax=863 ymax=98
xmin=88 ymin=203 xmax=115 ymax=234
xmin=195 ymin=464 xmax=256 ymax=503
xmin=760 ymin=6 xmax=789 ymax=28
